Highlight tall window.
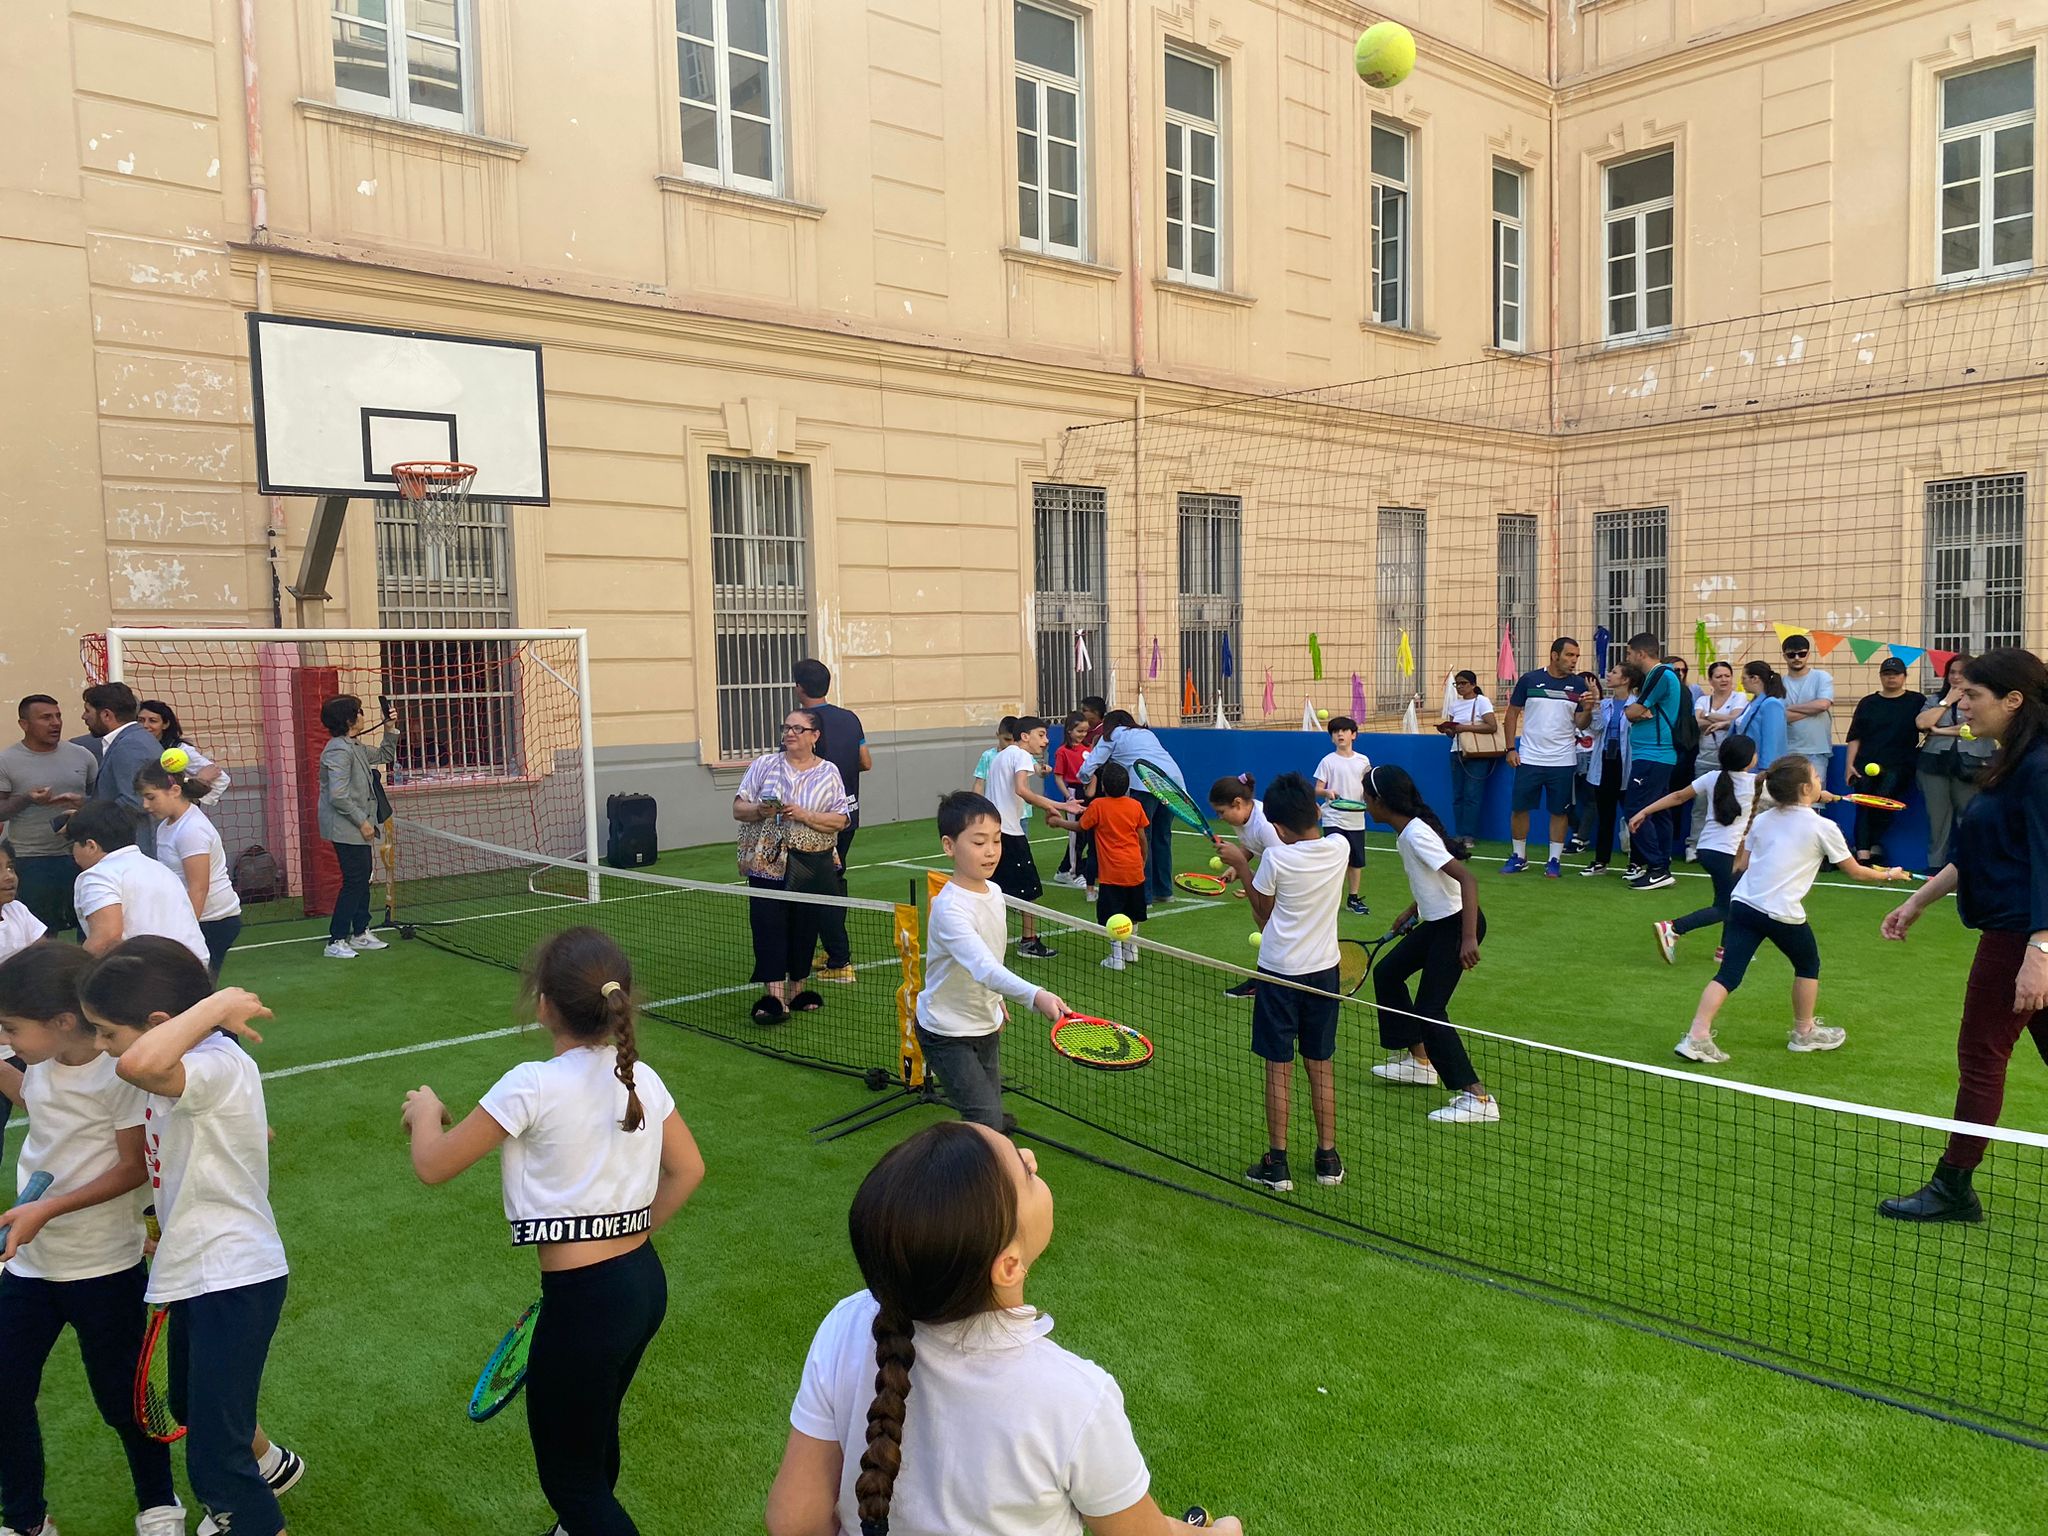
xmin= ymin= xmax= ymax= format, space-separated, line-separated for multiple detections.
xmin=1940 ymin=56 xmax=2035 ymax=283
xmin=678 ymin=0 xmax=780 ymax=194
xmin=1604 ymin=151 xmax=1674 ymax=341
xmin=1497 ymin=514 xmax=1538 ymax=683
xmin=331 ymin=0 xmax=469 ymax=131
xmin=1164 ymin=51 xmax=1221 ymax=287
xmin=1926 ymin=475 xmax=2025 ymax=653
xmin=1178 ymin=494 xmax=1241 ymax=721
xmin=709 ymin=458 xmax=810 ymax=759
xmin=1593 ymin=508 xmax=1667 ymax=649
xmin=374 ymin=499 xmax=513 ymax=778
xmin=1015 ymin=2 xmax=1085 ymax=258
xmin=1371 ymin=122 xmax=1412 ymax=327
xmin=1033 ymin=484 xmax=1108 ymax=716
xmin=1493 ymin=163 xmax=1526 ymax=351
xmin=1376 ymin=508 xmax=1426 ymax=713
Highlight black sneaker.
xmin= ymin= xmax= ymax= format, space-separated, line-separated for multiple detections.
xmin=1244 ymin=1150 xmax=1293 ymax=1192
xmin=1631 ymin=868 xmax=1676 ymax=892
xmin=1224 ymin=978 xmax=1258 ymax=998
xmin=1313 ymin=1147 xmax=1345 ymax=1186
xmin=1564 ymin=837 xmax=1588 ymax=855
xmin=264 ymin=1444 xmax=306 ymax=1495
xmin=1579 ymin=861 xmax=1608 ymax=877
xmin=1017 ymin=937 xmax=1057 ymax=959
xmin=1346 ymin=896 xmax=1370 ymax=916
xmin=1624 ymin=864 xmax=1645 ymax=881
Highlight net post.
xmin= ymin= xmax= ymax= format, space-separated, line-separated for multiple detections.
xmin=894 ymin=898 xmax=925 ymax=1089
xmin=106 ymin=629 xmax=126 ymax=684
xmin=573 ymin=629 xmax=600 ymax=904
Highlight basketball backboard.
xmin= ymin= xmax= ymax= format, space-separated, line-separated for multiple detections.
xmin=247 ymin=313 xmax=549 ymax=503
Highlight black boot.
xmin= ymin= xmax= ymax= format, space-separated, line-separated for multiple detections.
xmin=1879 ymin=1161 xmax=1984 ymax=1223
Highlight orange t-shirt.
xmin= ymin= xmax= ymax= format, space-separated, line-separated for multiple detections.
xmin=1080 ymin=795 xmax=1150 ymax=888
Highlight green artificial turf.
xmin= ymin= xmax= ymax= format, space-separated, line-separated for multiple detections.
xmin=9 ymin=820 xmax=2048 ymax=1534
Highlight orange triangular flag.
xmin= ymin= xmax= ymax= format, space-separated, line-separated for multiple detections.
xmin=1183 ymin=669 xmax=1199 ymax=716
xmin=1810 ymin=631 xmax=1845 ymax=658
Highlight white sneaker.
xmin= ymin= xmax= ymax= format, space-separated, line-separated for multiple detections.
xmin=322 ymin=941 xmax=358 ymax=959
xmin=1654 ymin=920 xmax=1677 ymax=965
xmin=1674 ymin=1033 xmax=1730 ymax=1064
xmin=1100 ymin=952 xmax=1126 ymax=971
xmin=1371 ymin=1053 xmax=1439 ymax=1086
xmin=136 ymin=1503 xmax=187 ymax=1536
xmin=6 ymin=1520 xmax=60 ymax=1536
xmin=1084 ymin=886 xmax=1099 ymax=902
xmin=348 ymin=930 xmax=389 ymax=950
xmin=1788 ymin=1022 xmax=1847 ymax=1053
xmin=1053 ymin=871 xmax=1085 ymax=888
xmin=1428 ymin=1091 xmax=1501 ymax=1124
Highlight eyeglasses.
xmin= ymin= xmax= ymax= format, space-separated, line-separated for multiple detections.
xmin=780 ymin=725 xmax=815 ymax=736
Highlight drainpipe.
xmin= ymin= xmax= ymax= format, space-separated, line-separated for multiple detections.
xmin=240 ymin=0 xmax=286 ymax=627
xmin=1547 ymin=0 xmax=1565 ymax=630
xmin=1126 ymin=0 xmax=1146 ymax=378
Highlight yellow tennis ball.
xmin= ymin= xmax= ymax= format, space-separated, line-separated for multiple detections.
xmin=1316 ymin=708 xmax=1329 ymax=721
xmin=1354 ymin=21 xmax=1417 ymax=90
xmin=159 ymin=747 xmax=190 ymax=774
xmin=1248 ymin=931 xmax=1263 ymax=948
xmin=1208 ymin=854 xmax=1224 ymax=871
xmin=1105 ymin=914 xmax=1133 ymax=940
xmin=1959 ymin=725 xmax=1976 ymax=741
xmin=1864 ymin=762 xmax=1881 ymax=778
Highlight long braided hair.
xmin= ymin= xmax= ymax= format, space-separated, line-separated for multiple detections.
xmin=848 ymin=1121 xmax=1019 ymax=1535
xmin=1735 ymin=754 xmax=1818 ymax=861
xmin=522 ymin=925 xmax=645 ymax=1132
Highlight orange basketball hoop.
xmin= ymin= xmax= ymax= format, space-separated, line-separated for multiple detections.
xmin=390 ymin=461 xmax=478 ymax=547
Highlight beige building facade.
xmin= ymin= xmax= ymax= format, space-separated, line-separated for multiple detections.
xmin=1 ymin=0 xmax=2042 ymax=840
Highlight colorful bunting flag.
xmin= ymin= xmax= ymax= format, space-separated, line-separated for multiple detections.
xmin=1773 ymin=623 xmax=1806 ymax=647
xmin=1845 ymin=637 xmax=1885 ymax=664
xmin=1073 ymin=628 xmax=1091 ymax=674
xmin=1810 ymin=631 xmax=1845 ymax=658
xmin=1498 ymin=626 xmax=1517 ymax=681
xmin=1308 ymin=632 xmax=1324 ymax=682
xmin=1441 ymin=669 xmax=1460 ymax=719
xmin=1300 ymin=697 xmax=1319 ymax=732
xmin=1351 ymin=672 xmax=1367 ymax=721
xmin=1149 ymin=636 xmax=1160 ymax=679
xmin=1136 ymin=691 xmax=1149 ymax=726
xmin=1398 ymin=630 xmax=1415 ymax=678
xmin=1261 ymin=668 xmax=1276 ymax=716
xmin=1400 ymin=694 xmax=1420 ymax=734
xmin=1927 ymin=649 xmax=1958 ymax=678
xmin=1888 ymin=644 xmax=1926 ymax=669
xmin=1219 ymin=632 xmax=1234 ymax=679
xmin=1183 ymin=669 xmax=1199 ymax=717
xmin=1693 ymin=619 xmax=1714 ymax=675
xmin=1214 ymin=695 xmax=1230 ymax=730
xmin=1593 ymin=626 xmax=1611 ymax=675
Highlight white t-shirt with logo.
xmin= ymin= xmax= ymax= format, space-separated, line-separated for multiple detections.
xmin=1731 ymin=805 xmax=1849 ymax=924
xmin=1397 ymin=820 xmax=1465 ymax=923
xmin=986 ymin=744 xmax=1039 ymax=837
xmin=479 ymin=1045 xmax=677 ymax=1247
xmin=73 ymin=845 xmax=208 ymax=965
xmin=1315 ymin=751 xmax=1371 ymax=832
xmin=155 ymin=806 xmax=241 ymax=922
xmin=8 ymin=1054 xmax=148 ymax=1282
xmin=1237 ymin=801 xmax=1279 ymax=863
xmin=790 ymin=1290 xmax=1151 ymax=1536
xmin=142 ymin=1031 xmax=289 ymax=1304
xmin=0 ymin=901 xmax=48 ymax=965
xmin=1688 ymin=770 xmax=1760 ymax=858
xmin=1251 ymin=834 xmax=1349 ymax=977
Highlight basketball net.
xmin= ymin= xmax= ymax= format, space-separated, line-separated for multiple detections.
xmin=390 ymin=461 xmax=478 ymax=549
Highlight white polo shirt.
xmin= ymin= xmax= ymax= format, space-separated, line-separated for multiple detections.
xmin=0 ymin=901 xmax=48 ymax=965
xmin=1251 ymin=834 xmax=1349 ymax=977
xmin=74 ymin=845 xmax=207 ymax=964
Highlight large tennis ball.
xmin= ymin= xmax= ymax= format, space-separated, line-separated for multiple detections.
xmin=1105 ymin=914 xmax=1134 ymax=940
xmin=1354 ymin=21 xmax=1416 ymax=89
xmin=1959 ymin=725 xmax=1976 ymax=741
xmin=159 ymin=747 xmax=190 ymax=774
xmin=1864 ymin=762 xmax=1881 ymax=778
xmin=1247 ymin=931 xmax=1263 ymax=948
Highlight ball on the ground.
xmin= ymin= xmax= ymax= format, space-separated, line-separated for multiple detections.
xmin=159 ymin=747 xmax=190 ymax=774
xmin=1354 ymin=21 xmax=1417 ymax=89
xmin=1864 ymin=762 xmax=1881 ymax=778
xmin=1106 ymin=914 xmax=1134 ymax=940
xmin=1247 ymin=931 xmax=1262 ymax=948
xmin=1316 ymin=708 xmax=1329 ymax=721
xmin=1208 ymin=854 xmax=1224 ymax=871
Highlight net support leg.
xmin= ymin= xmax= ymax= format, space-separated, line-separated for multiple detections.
xmin=808 ymin=1082 xmax=944 ymax=1143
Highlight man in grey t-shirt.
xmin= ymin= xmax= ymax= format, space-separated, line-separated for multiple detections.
xmin=0 ymin=694 xmax=100 ymax=929
xmin=1779 ymin=633 xmax=1836 ymax=786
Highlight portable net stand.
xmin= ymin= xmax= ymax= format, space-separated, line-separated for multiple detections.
xmin=391 ymin=460 xmax=480 ymax=548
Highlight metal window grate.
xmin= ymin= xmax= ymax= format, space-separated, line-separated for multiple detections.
xmin=1033 ymin=483 xmax=1109 ymax=717
xmin=1593 ymin=508 xmax=1668 ymax=653
xmin=1926 ymin=475 xmax=2026 ymax=654
xmin=1376 ymin=507 xmax=1427 ymax=713
xmin=1178 ymin=493 xmax=1242 ymax=721
xmin=710 ymin=457 xmax=811 ymax=759
xmin=374 ymin=499 xmax=516 ymax=779
xmin=1497 ymin=514 xmax=1539 ymax=682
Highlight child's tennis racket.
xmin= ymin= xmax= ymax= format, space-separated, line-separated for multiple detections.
xmin=1172 ymin=870 xmax=1228 ymax=895
xmin=1049 ymin=1013 xmax=1154 ymax=1070
xmin=134 ymin=1304 xmax=184 ymax=1443
xmin=1839 ymin=793 xmax=1907 ymax=812
xmin=1335 ymin=930 xmax=1407 ymax=996
xmin=468 ymin=1299 xmax=542 ymax=1422
xmin=1327 ymin=798 xmax=1370 ymax=813
xmin=0 ymin=1168 xmax=52 ymax=1253
xmin=1133 ymin=761 xmax=1220 ymax=845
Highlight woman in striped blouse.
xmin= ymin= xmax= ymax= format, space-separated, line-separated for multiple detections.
xmin=734 ymin=708 xmax=851 ymax=1026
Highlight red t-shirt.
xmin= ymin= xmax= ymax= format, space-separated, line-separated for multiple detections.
xmin=1053 ymin=742 xmax=1086 ymax=787
xmin=1080 ymin=795 xmax=1149 ymax=888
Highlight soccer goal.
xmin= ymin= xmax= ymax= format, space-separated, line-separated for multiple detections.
xmin=97 ymin=627 xmax=598 ymax=926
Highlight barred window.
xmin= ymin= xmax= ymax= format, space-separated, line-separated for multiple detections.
xmin=1497 ymin=514 xmax=1539 ymax=683
xmin=1926 ymin=475 xmax=2025 ymax=655
xmin=1033 ymin=483 xmax=1108 ymax=717
xmin=1178 ymin=493 xmax=1241 ymax=721
xmin=1376 ymin=508 xmax=1426 ymax=713
xmin=1593 ymin=508 xmax=1667 ymax=654
xmin=710 ymin=457 xmax=811 ymax=759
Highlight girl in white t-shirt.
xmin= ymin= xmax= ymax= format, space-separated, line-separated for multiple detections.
xmin=402 ymin=926 xmax=705 ymax=1536
xmin=139 ymin=763 xmax=243 ymax=981
xmin=765 ymin=1119 xmax=1245 ymax=1536
xmin=1208 ymin=775 xmax=1275 ymax=1000
xmin=138 ymin=699 xmax=231 ymax=803
xmin=1313 ymin=717 xmax=1373 ymax=916
xmin=1361 ymin=766 xmax=1499 ymax=1125
xmin=0 ymin=841 xmax=41 ymax=1149
xmin=1628 ymin=735 xmax=1760 ymax=968
xmin=80 ymin=937 xmax=299 ymax=1535
xmin=0 ymin=941 xmax=184 ymax=1536
xmin=1677 ymin=756 xmax=1910 ymax=1064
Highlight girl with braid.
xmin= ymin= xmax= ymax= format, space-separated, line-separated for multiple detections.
xmin=766 ymin=1120 xmax=1245 ymax=1536
xmin=403 ymin=926 xmax=705 ymax=1536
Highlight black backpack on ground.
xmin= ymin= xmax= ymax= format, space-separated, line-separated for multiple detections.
xmin=232 ymin=844 xmax=284 ymax=904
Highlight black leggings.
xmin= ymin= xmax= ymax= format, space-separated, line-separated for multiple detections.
xmin=1373 ymin=911 xmax=1487 ymax=1092
xmin=0 ymin=1262 xmax=176 ymax=1531
xmin=1672 ymin=847 xmax=1737 ymax=936
xmin=527 ymin=1242 xmax=668 ymax=1536
xmin=1592 ymin=762 xmax=1623 ymax=864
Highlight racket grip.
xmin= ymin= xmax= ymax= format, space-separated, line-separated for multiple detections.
xmin=0 ymin=1170 xmax=55 ymax=1248
xmin=1183 ymin=1508 xmax=1212 ymax=1527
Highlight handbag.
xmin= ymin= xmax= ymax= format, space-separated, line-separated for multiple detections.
xmin=737 ymin=814 xmax=788 ymax=881
xmin=1450 ymin=700 xmax=1507 ymax=759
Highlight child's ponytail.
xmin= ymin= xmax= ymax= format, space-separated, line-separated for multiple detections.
xmin=1711 ymin=734 xmax=1756 ymax=827
xmin=601 ymin=980 xmax=645 ymax=1134
xmin=1208 ymin=772 xmax=1256 ymax=809
xmin=522 ymin=926 xmax=646 ymax=1132
xmin=855 ymin=1305 xmax=917 ymax=1535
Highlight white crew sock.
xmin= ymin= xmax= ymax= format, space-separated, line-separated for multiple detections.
xmin=257 ymin=1444 xmax=284 ymax=1478
xmin=1549 ymin=841 xmax=1564 ymax=860
xmin=1512 ymin=839 xmax=1527 ymax=857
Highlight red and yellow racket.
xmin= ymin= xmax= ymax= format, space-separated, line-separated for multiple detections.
xmin=1049 ymin=1012 xmax=1153 ymax=1070
xmin=1172 ymin=871 xmax=1228 ymax=895
xmin=1839 ymin=793 xmax=1906 ymax=812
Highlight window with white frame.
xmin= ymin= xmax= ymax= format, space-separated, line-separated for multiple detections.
xmin=1493 ymin=163 xmax=1526 ymax=351
xmin=1376 ymin=508 xmax=1426 ymax=714
xmin=1603 ymin=151 xmax=1674 ymax=341
xmin=1371 ymin=122 xmax=1412 ymax=327
xmin=677 ymin=0 xmax=781 ymax=194
xmin=331 ymin=0 xmax=470 ymax=131
xmin=1164 ymin=50 xmax=1221 ymax=287
xmin=1926 ymin=475 xmax=2025 ymax=654
xmin=1939 ymin=56 xmax=2036 ymax=283
xmin=1015 ymin=3 xmax=1085 ymax=257
xmin=709 ymin=457 xmax=811 ymax=759
xmin=1497 ymin=514 xmax=1538 ymax=682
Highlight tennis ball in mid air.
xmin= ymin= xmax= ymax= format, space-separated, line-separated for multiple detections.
xmin=1959 ymin=725 xmax=1976 ymax=741
xmin=1247 ymin=931 xmax=1262 ymax=948
xmin=159 ymin=747 xmax=190 ymax=774
xmin=1105 ymin=914 xmax=1134 ymax=940
xmin=1864 ymin=762 xmax=1881 ymax=778
xmin=1353 ymin=21 xmax=1417 ymax=89
xmin=1208 ymin=854 xmax=1224 ymax=871
xmin=1316 ymin=708 xmax=1329 ymax=721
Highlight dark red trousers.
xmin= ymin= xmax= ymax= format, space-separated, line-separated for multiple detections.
xmin=1944 ymin=930 xmax=2048 ymax=1170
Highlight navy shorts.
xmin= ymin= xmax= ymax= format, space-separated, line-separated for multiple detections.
xmin=1321 ymin=826 xmax=1365 ymax=869
xmin=1096 ymin=883 xmax=1147 ymax=926
xmin=993 ymin=833 xmax=1043 ymax=902
xmin=1512 ymin=764 xmax=1575 ymax=815
xmin=1250 ymin=964 xmax=1341 ymax=1063
xmin=1713 ymin=900 xmax=1822 ymax=988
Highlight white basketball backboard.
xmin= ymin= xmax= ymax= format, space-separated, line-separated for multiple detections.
xmin=247 ymin=313 xmax=549 ymax=503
